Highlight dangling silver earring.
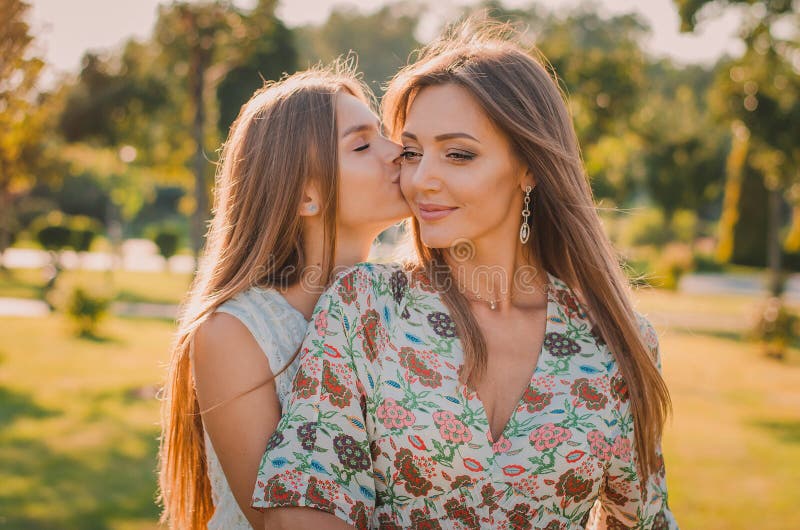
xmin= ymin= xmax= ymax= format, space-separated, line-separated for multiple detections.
xmin=519 ymin=185 xmax=532 ymax=244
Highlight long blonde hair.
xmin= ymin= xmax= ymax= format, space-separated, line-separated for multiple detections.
xmin=158 ymin=64 xmax=370 ymax=529
xmin=383 ymin=20 xmax=671 ymax=478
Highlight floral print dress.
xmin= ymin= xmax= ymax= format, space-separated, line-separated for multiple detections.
xmin=252 ymin=262 xmax=679 ymax=529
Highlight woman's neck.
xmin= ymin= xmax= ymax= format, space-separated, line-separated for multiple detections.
xmin=443 ymin=238 xmax=547 ymax=315
xmin=280 ymin=223 xmax=379 ymax=320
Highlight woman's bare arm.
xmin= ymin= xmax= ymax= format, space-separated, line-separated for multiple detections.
xmin=193 ymin=312 xmax=282 ymax=530
xmin=263 ymin=507 xmax=357 ymax=529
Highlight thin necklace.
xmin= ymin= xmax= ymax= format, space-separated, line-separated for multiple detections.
xmin=462 ymin=289 xmax=514 ymax=311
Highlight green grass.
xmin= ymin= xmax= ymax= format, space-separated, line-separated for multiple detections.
xmin=1 ymin=291 xmax=799 ymax=529
xmin=0 ymin=315 xmax=173 ymax=530
xmin=0 ymin=268 xmax=192 ymax=306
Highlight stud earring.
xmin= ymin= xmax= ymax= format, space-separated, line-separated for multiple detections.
xmin=519 ymin=185 xmax=532 ymax=244
xmin=307 ymin=204 xmax=318 ymax=214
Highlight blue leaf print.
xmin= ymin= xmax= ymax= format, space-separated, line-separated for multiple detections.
xmin=271 ymin=457 xmax=288 ymax=468
xmin=386 ymin=380 xmax=402 ymax=389
xmin=367 ymin=372 xmax=375 ymax=389
xmin=550 ymin=409 xmax=565 ymax=414
xmin=384 ymin=305 xmax=391 ymax=324
xmin=343 ymin=313 xmax=350 ymax=332
xmin=579 ymin=365 xmax=601 ymax=374
xmin=445 ymin=396 xmax=461 ymax=405
xmin=359 ymin=485 xmax=376 ymax=500
xmin=405 ymin=332 xmax=423 ymax=344
xmin=310 ymin=460 xmax=330 ymax=475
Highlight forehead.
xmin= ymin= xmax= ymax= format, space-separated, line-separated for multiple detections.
xmin=404 ymin=83 xmax=497 ymax=138
xmin=336 ymin=91 xmax=375 ymax=128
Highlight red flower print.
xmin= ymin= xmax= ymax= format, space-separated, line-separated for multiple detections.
xmin=399 ymin=347 xmax=443 ymax=389
xmin=305 ymin=476 xmax=335 ymax=513
xmin=588 ymin=430 xmax=613 ymax=462
xmin=463 ymin=458 xmax=484 ymax=472
xmin=360 ymin=309 xmax=382 ymax=362
xmin=522 ymin=387 xmax=553 ymax=413
xmin=408 ymin=434 xmax=427 ymax=451
xmin=603 ymin=479 xmax=630 ymax=507
xmin=653 ymin=510 xmax=670 ymax=530
xmin=443 ymin=497 xmax=480 ymax=528
xmin=315 ymin=309 xmax=328 ymax=336
xmin=529 ymin=423 xmax=573 ymax=452
xmin=292 ymin=365 xmax=318 ymax=399
xmin=505 ymin=503 xmax=534 ymax=530
xmin=480 ymin=483 xmax=500 ymax=513
xmin=554 ymin=288 xmax=587 ymax=320
xmin=610 ymin=375 xmax=629 ymax=402
xmin=263 ymin=477 xmax=301 ymax=506
xmin=450 ymin=475 xmax=473 ymax=489
xmin=611 ymin=435 xmax=632 ymax=462
xmin=410 ymin=508 xmax=443 ymax=530
xmin=432 ymin=410 xmax=473 ymax=444
xmin=322 ymin=359 xmax=353 ymax=408
xmin=410 ymin=268 xmax=437 ymax=293
xmin=394 ymin=448 xmax=433 ymax=497
xmin=555 ymin=468 xmax=594 ymax=504
xmin=338 ymin=271 xmax=358 ymax=304
xmin=492 ymin=435 xmax=512 ymax=453
xmin=349 ymin=500 xmax=369 ymax=530
xmin=376 ymin=398 xmax=416 ymax=429
xmin=570 ymin=378 xmax=608 ymax=410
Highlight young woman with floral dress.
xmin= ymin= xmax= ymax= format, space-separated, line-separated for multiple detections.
xmin=158 ymin=64 xmax=410 ymax=529
xmin=252 ymin=23 xmax=679 ymax=530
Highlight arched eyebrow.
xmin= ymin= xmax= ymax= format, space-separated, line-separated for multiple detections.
xmin=401 ymin=131 xmax=480 ymax=143
xmin=341 ymin=120 xmax=381 ymax=138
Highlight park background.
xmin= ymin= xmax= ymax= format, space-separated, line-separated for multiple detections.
xmin=1 ymin=0 xmax=798 ymax=528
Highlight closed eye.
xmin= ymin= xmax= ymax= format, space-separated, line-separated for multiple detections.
xmin=354 ymin=144 xmax=370 ymax=152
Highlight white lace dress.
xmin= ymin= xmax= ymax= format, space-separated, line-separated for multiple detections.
xmin=203 ymin=286 xmax=309 ymax=530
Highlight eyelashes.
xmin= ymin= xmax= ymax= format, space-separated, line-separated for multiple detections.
xmin=353 ymin=144 xmax=370 ymax=152
xmin=400 ymin=149 xmax=476 ymax=162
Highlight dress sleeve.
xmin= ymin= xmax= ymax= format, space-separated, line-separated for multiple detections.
xmin=251 ymin=266 xmax=376 ymax=529
xmin=594 ymin=314 xmax=679 ymax=529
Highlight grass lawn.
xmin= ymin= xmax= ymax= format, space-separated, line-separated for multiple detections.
xmin=1 ymin=291 xmax=799 ymax=529
xmin=0 ymin=314 xmax=173 ymax=530
xmin=0 ymin=268 xmax=192 ymax=306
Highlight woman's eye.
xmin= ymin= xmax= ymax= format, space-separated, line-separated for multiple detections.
xmin=447 ymin=151 xmax=475 ymax=161
xmin=354 ymin=144 xmax=370 ymax=152
xmin=400 ymin=149 xmax=421 ymax=161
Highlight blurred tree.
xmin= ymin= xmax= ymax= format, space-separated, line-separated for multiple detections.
xmin=632 ymin=83 xmax=729 ymax=225
xmin=0 ymin=0 xmax=51 ymax=265
xmin=154 ymin=2 xmax=237 ymax=255
xmin=466 ymin=3 xmax=654 ymax=205
xmin=58 ymin=1 xmax=298 ymax=255
xmin=676 ymin=0 xmax=800 ymax=295
xmin=216 ymin=0 xmax=297 ymax=135
xmin=294 ymin=2 xmax=421 ymax=94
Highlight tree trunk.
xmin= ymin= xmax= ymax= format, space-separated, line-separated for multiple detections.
xmin=189 ymin=44 xmax=209 ymax=259
xmin=767 ymin=186 xmax=783 ymax=297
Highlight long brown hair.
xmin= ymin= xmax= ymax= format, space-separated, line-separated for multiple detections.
xmin=383 ymin=19 xmax=671 ymax=478
xmin=158 ymin=63 xmax=370 ymax=529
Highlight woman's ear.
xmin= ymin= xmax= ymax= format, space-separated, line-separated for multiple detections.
xmin=298 ymin=183 xmax=322 ymax=217
xmin=521 ymin=167 xmax=536 ymax=191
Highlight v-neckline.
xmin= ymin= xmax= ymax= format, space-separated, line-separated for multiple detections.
xmin=457 ymin=270 xmax=557 ymax=447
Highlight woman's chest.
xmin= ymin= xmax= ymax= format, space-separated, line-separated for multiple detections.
xmin=362 ymin=314 xmax=628 ymax=510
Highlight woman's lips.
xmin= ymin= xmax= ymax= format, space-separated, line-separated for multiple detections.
xmin=418 ymin=203 xmax=458 ymax=221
